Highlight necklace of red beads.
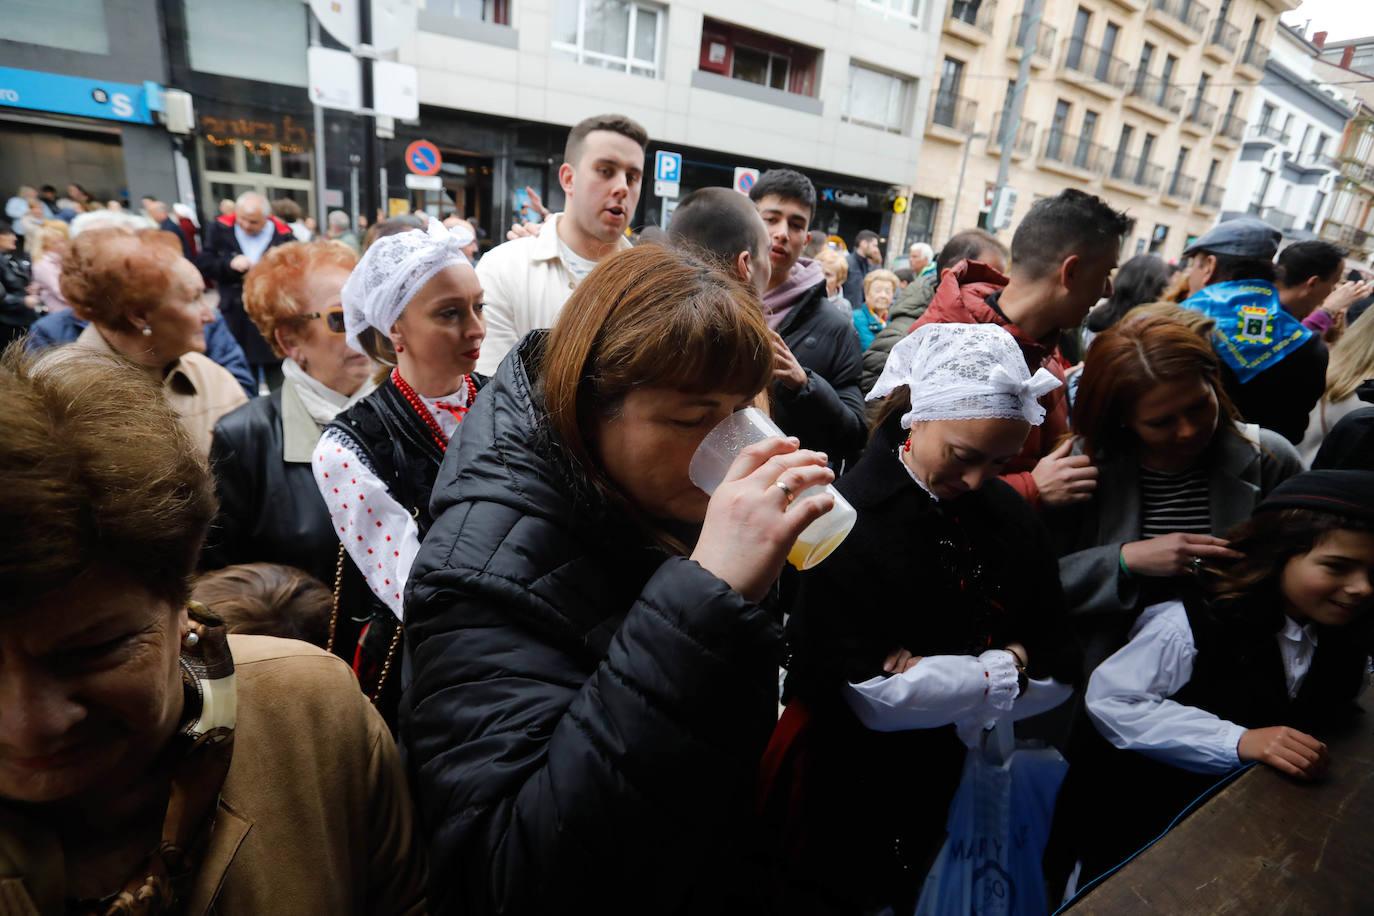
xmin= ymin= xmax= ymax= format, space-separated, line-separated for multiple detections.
xmin=390 ymin=368 xmax=476 ymax=452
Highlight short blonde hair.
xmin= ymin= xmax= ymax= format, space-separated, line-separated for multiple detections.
xmin=242 ymin=240 xmax=359 ymax=357
xmin=816 ymin=247 xmax=848 ymax=284
xmin=863 ymin=269 xmax=900 ymax=297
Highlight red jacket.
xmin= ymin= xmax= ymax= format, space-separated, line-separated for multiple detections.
xmin=910 ymin=259 xmax=1068 ymax=507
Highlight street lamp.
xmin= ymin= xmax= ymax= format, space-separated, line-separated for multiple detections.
xmin=950 ymin=131 xmax=989 ymax=239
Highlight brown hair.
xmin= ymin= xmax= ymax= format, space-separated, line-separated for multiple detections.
xmin=1128 ymin=301 xmax=1217 ymax=339
xmin=0 ymin=345 xmax=217 ymax=614
xmin=60 ymin=227 xmax=185 ymax=332
xmin=191 ymin=563 xmax=331 ymax=647
xmin=271 ymin=197 xmax=302 ymax=223
xmin=1203 ymin=509 xmax=1373 ymax=634
xmin=243 ymin=240 xmax=358 ymax=357
xmin=543 ymin=245 xmax=772 ymax=527
xmin=1072 ymin=313 xmax=1239 ymax=461
xmin=563 ymin=114 xmax=649 ymax=167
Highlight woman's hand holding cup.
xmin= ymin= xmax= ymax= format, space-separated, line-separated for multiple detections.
xmin=690 ymin=437 xmax=834 ymax=602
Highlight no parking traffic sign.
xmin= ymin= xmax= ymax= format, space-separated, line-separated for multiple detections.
xmin=733 ymin=167 xmax=759 ymax=195
xmin=405 ymin=140 xmax=442 ymax=176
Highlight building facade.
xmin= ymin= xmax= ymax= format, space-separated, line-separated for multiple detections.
xmin=914 ymin=0 xmax=1298 ymax=262
xmin=1218 ymin=23 xmax=1350 ymax=242
xmin=397 ymin=0 xmax=947 ymax=252
xmin=0 ymin=0 xmax=181 ymax=209
xmin=1311 ymin=33 xmax=1374 ymax=268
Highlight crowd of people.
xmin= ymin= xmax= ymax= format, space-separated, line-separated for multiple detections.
xmin=2 ymin=110 xmax=1373 ymax=916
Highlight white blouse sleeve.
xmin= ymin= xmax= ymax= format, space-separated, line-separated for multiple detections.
xmin=312 ymin=431 xmax=421 ymax=620
xmin=843 ymin=650 xmax=1020 ymax=733
xmin=1085 ymin=601 xmax=1248 ymax=774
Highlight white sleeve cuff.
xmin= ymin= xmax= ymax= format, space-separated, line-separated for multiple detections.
xmin=843 ymin=653 xmax=1009 ymax=733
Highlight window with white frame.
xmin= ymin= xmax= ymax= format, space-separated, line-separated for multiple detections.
xmin=552 ymin=0 xmax=664 ymax=77
xmin=733 ymin=45 xmax=790 ymax=91
xmin=844 ymin=62 xmax=914 ymax=134
xmin=858 ymin=0 xmax=925 ymax=27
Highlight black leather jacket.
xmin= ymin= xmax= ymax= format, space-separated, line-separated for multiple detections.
xmin=203 ymin=385 xmax=372 ymax=654
xmin=0 ymin=251 xmax=37 ymax=342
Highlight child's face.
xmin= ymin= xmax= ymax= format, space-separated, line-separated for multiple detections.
xmin=1281 ymin=529 xmax=1374 ymax=627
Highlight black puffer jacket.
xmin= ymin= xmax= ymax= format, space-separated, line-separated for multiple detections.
xmin=401 ymin=332 xmax=784 ymax=915
xmin=772 ymin=280 xmax=867 ymax=470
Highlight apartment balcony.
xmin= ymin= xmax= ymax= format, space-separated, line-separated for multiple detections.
xmin=1297 ymin=151 xmax=1338 ymax=172
xmin=945 ymin=0 xmax=996 ymax=44
xmin=1104 ymin=152 xmax=1164 ymax=197
xmin=1180 ymin=96 xmax=1218 ymax=137
xmin=1039 ymin=130 xmax=1110 ymax=179
xmin=1057 ymin=37 xmax=1130 ymax=98
xmin=986 ymin=110 xmax=1037 ymax=158
xmin=1257 ymin=206 xmax=1296 ymax=231
xmin=927 ymin=92 xmax=978 ymax=143
xmin=1009 ymin=14 xmax=1057 ymax=69
xmin=1194 ymin=182 xmax=1224 ymax=213
xmin=1238 ymin=39 xmax=1269 ymax=77
xmin=1146 ymin=0 xmax=1208 ymax=43
xmin=1247 ymin=123 xmax=1290 ymax=146
xmin=1215 ymin=112 xmax=1245 ymax=147
xmin=1164 ymin=172 xmax=1197 ymax=204
xmin=1124 ymin=72 xmax=1185 ymax=121
xmin=1320 ymin=219 xmax=1352 ymax=243
xmin=1204 ymin=18 xmax=1240 ymax=62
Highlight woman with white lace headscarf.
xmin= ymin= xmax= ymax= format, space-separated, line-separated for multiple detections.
xmin=312 ymin=219 xmax=485 ymax=726
xmin=770 ymin=322 xmax=1083 ymax=914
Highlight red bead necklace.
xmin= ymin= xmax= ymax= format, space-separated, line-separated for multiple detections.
xmin=390 ymin=368 xmax=476 ymax=452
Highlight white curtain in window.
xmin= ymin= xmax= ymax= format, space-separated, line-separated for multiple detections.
xmin=3 ymin=0 xmax=109 ymax=54
xmin=584 ymin=0 xmax=630 ymax=59
xmin=846 ymin=64 xmax=906 ymax=131
xmin=185 ymin=0 xmax=308 ymax=87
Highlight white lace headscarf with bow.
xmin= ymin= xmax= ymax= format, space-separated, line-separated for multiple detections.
xmin=867 ymin=323 xmax=1062 ymax=427
xmin=341 ymin=218 xmax=471 ymax=355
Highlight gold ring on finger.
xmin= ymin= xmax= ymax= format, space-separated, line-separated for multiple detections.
xmin=774 ymin=480 xmax=794 ymax=502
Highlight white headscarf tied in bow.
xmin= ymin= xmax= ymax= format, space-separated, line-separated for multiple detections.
xmin=340 ymin=218 xmax=471 ymax=355
xmin=867 ymin=323 xmax=1062 ymax=427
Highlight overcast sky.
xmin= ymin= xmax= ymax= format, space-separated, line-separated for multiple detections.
xmin=1282 ymin=0 xmax=1374 ymax=43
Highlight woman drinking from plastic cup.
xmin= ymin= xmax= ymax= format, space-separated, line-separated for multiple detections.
xmin=402 ymin=244 xmax=836 ymax=913
xmin=772 ymin=322 xmax=1083 ymax=914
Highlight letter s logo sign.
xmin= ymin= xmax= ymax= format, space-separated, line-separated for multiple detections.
xmin=111 ymin=93 xmax=133 ymax=118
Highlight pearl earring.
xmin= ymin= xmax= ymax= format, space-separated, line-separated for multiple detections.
xmin=184 ymin=630 xmax=199 ymax=648
xmin=142 ymin=326 xmax=153 ymax=336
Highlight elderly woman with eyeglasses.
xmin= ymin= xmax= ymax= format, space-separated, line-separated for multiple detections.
xmin=202 ymin=241 xmax=377 ymax=656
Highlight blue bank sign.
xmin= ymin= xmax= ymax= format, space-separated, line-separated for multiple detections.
xmin=0 ymin=66 xmax=161 ymax=125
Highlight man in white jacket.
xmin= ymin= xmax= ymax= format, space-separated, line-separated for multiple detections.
xmin=475 ymin=114 xmax=648 ymax=376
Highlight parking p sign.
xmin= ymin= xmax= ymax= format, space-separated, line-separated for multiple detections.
xmin=655 ymin=150 xmax=682 ymax=183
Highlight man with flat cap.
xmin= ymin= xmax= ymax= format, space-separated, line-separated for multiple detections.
xmin=1178 ymin=217 xmax=1328 ymax=444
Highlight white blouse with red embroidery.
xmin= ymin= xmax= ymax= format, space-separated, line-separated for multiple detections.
xmin=312 ymin=377 xmax=473 ymax=620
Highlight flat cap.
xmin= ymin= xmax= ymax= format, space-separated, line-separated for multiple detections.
xmin=1182 ymin=217 xmax=1282 ymax=259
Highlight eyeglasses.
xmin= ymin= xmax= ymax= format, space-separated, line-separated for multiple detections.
xmin=297 ymin=308 xmax=346 ymax=335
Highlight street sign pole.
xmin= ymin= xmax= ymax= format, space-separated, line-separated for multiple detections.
xmin=992 ymin=0 xmax=1041 ymax=235
xmin=359 ymin=0 xmax=378 ymax=225
xmin=308 ymin=7 xmax=328 ymax=230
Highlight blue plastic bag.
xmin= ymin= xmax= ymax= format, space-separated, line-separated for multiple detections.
xmin=915 ymin=725 xmax=1068 ymax=916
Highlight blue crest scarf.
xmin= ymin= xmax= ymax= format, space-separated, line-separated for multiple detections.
xmin=1181 ymin=280 xmax=1312 ymax=384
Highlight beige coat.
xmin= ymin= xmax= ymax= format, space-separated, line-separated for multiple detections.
xmin=186 ymin=636 xmax=426 ymax=914
xmin=0 ymin=636 xmax=426 ymax=916
xmin=71 ymin=324 xmax=247 ymax=457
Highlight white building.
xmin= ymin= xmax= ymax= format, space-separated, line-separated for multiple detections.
xmin=1219 ymin=22 xmax=1352 ymax=239
xmin=398 ymin=0 xmax=946 ymax=245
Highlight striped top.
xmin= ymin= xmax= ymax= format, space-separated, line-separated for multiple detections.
xmin=1139 ymin=465 xmax=1212 ymax=538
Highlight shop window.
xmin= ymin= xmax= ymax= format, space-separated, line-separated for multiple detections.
xmin=184 ymin=0 xmax=308 ymax=87
xmin=844 ymin=63 xmax=914 ymax=134
xmin=198 ymin=134 xmax=313 ymax=219
xmin=698 ymin=18 xmax=820 ymax=98
xmin=3 ymin=0 xmax=109 ymax=54
xmin=427 ymin=0 xmax=510 ymax=24
xmin=552 ymin=0 xmax=663 ymax=78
